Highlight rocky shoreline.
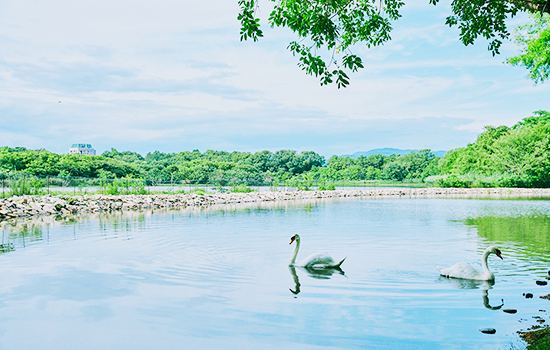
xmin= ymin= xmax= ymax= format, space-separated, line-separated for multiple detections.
xmin=1 ymin=187 xmax=550 ymax=221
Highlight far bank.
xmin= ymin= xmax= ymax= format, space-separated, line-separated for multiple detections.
xmin=1 ymin=187 xmax=550 ymax=221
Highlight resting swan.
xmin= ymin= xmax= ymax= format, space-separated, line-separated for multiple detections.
xmin=435 ymin=246 xmax=503 ymax=281
xmin=289 ymin=234 xmax=346 ymax=268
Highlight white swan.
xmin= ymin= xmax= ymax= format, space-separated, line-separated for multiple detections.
xmin=435 ymin=246 xmax=503 ymax=281
xmin=289 ymin=234 xmax=346 ymax=268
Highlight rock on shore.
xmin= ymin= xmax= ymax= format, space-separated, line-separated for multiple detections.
xmin=1 ymin=187 xmax=549 ymax=221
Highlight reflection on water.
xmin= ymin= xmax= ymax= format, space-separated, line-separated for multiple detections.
xmin=439 ymin=277 xmax=504 ymax=310
xmin=0 ymin=242 xmax=14 ymax=254
xmin=466 ymin=215 xmax=550 ymax=253
xmin=288 ymin=265 xmax=345 ymax=295
xmin=301 ymin=265 xmax=346 ymax=279
xmin=288 ymin=266 xmax=301 ymax=295
xmin=0 ymin=197 xmax=549 ymax=349
xmin=482 ymin=286 xmax=504 ymax=310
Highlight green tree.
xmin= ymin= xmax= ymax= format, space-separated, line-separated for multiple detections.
xmin=438 ymin=110 xmax=550 ymax=187
xmin=250 ymin=150 xmax=273 ymax=173
xmin=490 ymin=121 xmax=550 ymax=185
xmin=102 ymin=148 xmax=145 ymax=163
xmin=327 ymin=155 xmax=355 ymax=172
xmin=513 ymin=110 xmax=550 ymax=129
xmin=440 ymin=125 xmax=510 ymax=175
xmin=364 ymin=166 xmax=381 ymax=180
xmin=383 ymin=162 xmax=408 ymax=181
xmin=359 ymin=154 xmax=386 ymax=170
xmin=398 ymin=149 xmax=436 ymax=179
xmin=507 ymin=13 xmax=550 ymax=84
xmin=239 ymin=0 xmax=550 ymax=87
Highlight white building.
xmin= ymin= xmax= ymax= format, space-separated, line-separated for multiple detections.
xmin=69 ymin=144 xmax=96 ymax=156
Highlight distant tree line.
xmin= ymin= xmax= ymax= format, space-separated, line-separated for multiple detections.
xmin=0 ymin=147 xmax=440 ymax=184
xmin=1 ymin=110 xmax=549 ymax=187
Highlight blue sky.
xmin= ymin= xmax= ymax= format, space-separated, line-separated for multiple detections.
xmin=0 ymin=0 xmax=548 ymax=158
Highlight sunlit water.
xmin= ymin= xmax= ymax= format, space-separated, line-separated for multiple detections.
xmin=1 ymin=198 xmax=550 ymax=350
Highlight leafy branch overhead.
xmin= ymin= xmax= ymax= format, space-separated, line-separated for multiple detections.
xmin=507 ymin=13 xmax=550 ymax=83
xmin=238 ymin=0 xmax=550 ymax=88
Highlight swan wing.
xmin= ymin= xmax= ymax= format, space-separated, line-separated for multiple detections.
xmin=299 ymin=252 xmax=335 ymax=268
xmin=435 ymin=262 xmax=484 ymax=280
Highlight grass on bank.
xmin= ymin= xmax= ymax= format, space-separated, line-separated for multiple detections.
xmin=424 ymin=173 xmax=550 ymax=188
xmin=519 ymin=326 xmax=550 ymax=350
xmin=0 ymin=177 xmax=440 ymax=199
xmin=5 ymin=173 xmax=547 ymax=199
xmin=0 ymin=184 xmax=260 ymax=198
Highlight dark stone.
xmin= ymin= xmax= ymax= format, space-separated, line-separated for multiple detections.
xmin=480 ymin=328 xmax=496 ymax=334
xmin=536 ymin=281 xmax=548 ymax=286
xmin=503 ymin=309 xmax=517 ymax=314
xmin=524 ymin=293 xmax=534 ymax=298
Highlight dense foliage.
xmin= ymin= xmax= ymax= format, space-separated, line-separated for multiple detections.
xmin=2 ymin=110 xmax=549 ymax=187
xmin=507 ymin=13 xmax=550 ymax=84
xmin=313 ymin=149 xmax=439 ymax=182
xmin=437 ymin=110 xmax=550 ymax=187
xmin=0 ymin=147 xmax=141 ymax=179
xmin=0 ymin=146 xmax=440 ymax=183
xmin=238 ymin=0 xmax=550 ymax=87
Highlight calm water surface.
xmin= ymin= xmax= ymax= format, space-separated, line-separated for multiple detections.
xmin=1 ymin=198 xmax=550 ymax=350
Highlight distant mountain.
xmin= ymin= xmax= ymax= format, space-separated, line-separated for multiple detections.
xmin=343 ymin=148 xmax=447 ymax=158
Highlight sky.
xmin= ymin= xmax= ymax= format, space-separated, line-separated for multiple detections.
xmin=0 ymin=0 xmax=549 ymax=158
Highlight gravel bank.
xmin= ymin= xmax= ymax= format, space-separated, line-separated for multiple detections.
xmin=1 ymin=187 xmax=550 ymax=221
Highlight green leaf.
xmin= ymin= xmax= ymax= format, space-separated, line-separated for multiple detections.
xmin=507 ymin=13 xmax=550 ymax=84
xmin=238 ymin=0 xmax=547 ymax=87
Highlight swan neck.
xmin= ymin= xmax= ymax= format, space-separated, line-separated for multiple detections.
xmin=481 ymin=249 xmax=492 ymax=277
xmin=289 ymin=237 xmax=300 ymax=265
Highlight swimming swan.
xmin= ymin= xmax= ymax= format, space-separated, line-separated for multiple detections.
xmin=289 ymin=234 xmax=346 ymax=268
xmin=435 ymin=246 xmax=503 ymax=281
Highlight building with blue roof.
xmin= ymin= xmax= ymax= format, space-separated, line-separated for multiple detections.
xmin=69 ymin=144 xmax=96 ymax=156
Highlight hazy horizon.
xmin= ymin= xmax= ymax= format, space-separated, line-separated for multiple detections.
xmin=2 ymin=144 xmax=448 ymax=160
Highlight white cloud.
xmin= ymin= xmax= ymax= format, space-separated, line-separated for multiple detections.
xmin=0 ymin=0 xmax=548 ymax=156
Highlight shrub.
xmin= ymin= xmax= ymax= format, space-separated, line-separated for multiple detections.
xmin=231 ymin=183 xmax=255 ymax=193
xmin=436 ymin=175 xmax=473 ymax=188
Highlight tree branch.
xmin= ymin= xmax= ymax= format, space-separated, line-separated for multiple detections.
xmin=510 ymin=0 xmax=550 ymax=14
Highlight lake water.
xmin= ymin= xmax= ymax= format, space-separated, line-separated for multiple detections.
xmin=1 ymin=197 xmax=549 ymax=350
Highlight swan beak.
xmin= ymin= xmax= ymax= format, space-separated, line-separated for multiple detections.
xmin=496 ymin=251 xmax=503 ymax=260
xmin=289 ymin=237 xmax=295 ymax=245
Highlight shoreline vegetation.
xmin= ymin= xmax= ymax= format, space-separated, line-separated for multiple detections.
xmin=2 ymin=110 xmax=550 ymax=189
xmin=520 ymin=326 xmax=550 ymax=350
xmin=518 ymin=292 xmax=550 ymax=350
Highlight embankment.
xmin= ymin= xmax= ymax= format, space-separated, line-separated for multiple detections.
xmin=1 ymin=187 xmax=550 ymax=221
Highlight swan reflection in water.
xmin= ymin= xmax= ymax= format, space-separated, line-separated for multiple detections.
xmin=439 ymin=277 xmax=504 ymax=310
xmin=288 ymin=265 xmax=345 ymax=295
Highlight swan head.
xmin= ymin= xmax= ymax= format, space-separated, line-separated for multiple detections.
xmin=488 ymin=246 xmax=503 ymax=260
xmin=289 ymin=234 xmax=300 ymax=245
